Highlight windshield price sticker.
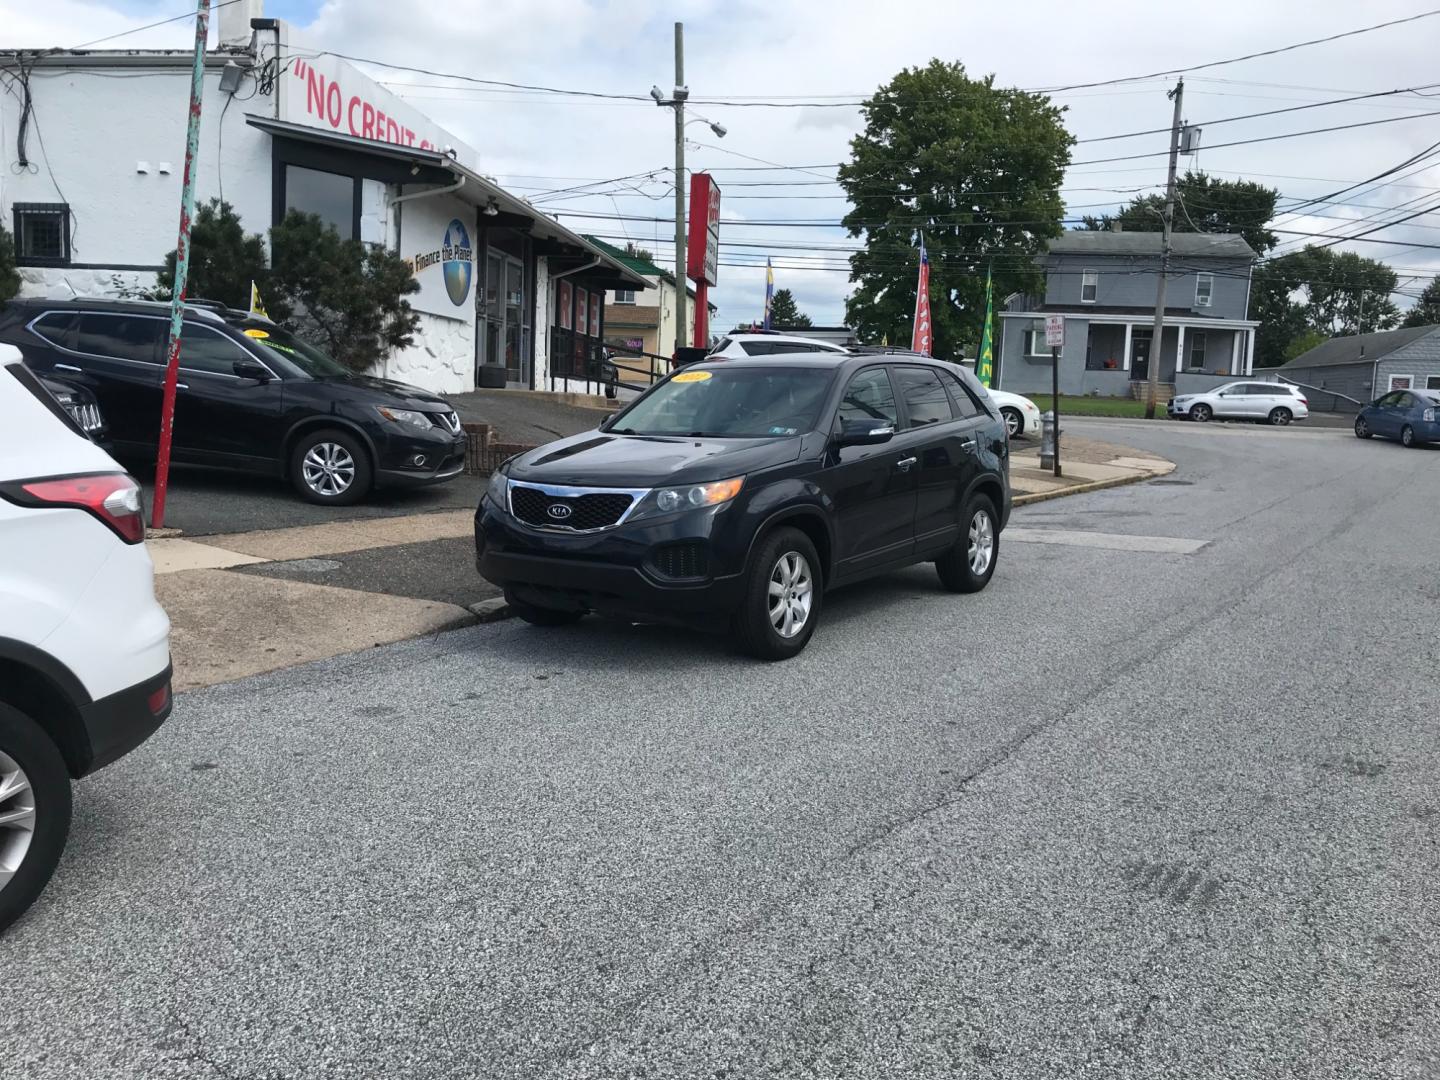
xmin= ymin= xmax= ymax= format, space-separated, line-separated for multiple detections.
xmin=672 ymin=370 xmax=713 ymax=383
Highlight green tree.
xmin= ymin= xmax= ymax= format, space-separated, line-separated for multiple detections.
xmin=1081 ymin=172 xmax=1280 ymax=255
xmin=1401 ymin=275 xmax=1440 ymax=327
xmin=624 ymin=241 xmax=656 ymax=264
xmin=1282 ymin=328 xmax=1329 ymax=363
xmin=1252 ymin=245 xmax=1400 ymax=366
xmin=840 ymin=60 xmax=1073 ymax=359
xmin=267 ymin=211 xmax=420 ymax=373
xmin=767 ymin=288 xmax=812 ymax=328
xmin=155 ymin=199 xmax=267 ymax=307
xmin=0 ymin=222 xmax=20 ymax=301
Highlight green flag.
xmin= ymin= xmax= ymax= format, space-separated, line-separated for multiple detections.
xmin=976 ymin=266 xmax=995 ymax=388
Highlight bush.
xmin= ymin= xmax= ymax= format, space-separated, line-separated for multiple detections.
xmin=0 ymin=222 xmax=20 ymax=301
xmin=155 ymin=199 xmax=267 ymax=308
xmin=267 ymin=211 xmax=420 ymax=374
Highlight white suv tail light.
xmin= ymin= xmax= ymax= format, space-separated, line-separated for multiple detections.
xmin=0 ymin=472 xmax=146 ymax=544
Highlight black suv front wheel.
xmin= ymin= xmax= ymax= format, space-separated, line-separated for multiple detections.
xmin=733 ymin=526 xmax=823 ymax=661
xmin=290 ymin=428 xmax=373 ymax=505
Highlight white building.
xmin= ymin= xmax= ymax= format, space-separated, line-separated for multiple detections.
xmin=0 ymin=1 xmax=646 ymax=395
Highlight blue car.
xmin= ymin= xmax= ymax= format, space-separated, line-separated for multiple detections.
xmin=1354 ymin=388 xmax=1440 ymax=448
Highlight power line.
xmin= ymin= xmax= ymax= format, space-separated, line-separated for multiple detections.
xmin=1038 ymin=9 xmax=1440 ymax=93
xmin=1072 ymin=107 xmax=1440 ymax=167
xmin=67 ymin=0 xmax=246 ymax=51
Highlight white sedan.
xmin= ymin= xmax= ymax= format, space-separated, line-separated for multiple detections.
xmin=986 ymin=389 xmax=1043 ymax=439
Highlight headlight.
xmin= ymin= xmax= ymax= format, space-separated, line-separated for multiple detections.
xmin=653 ymin=476 xmax=744 ymax=514
xmin=375 ymin=405 xmax=432 ymax=428
xmin=486 ymin=470 xmax=509 ymax=511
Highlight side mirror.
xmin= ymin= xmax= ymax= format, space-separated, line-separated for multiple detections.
xmin=601 ymin=413 xmax=614 ymax=428
xmin=233 ymin=359 xmax=272 ymax=383
xmin=835 ymin=418 xmax=895 ymax=447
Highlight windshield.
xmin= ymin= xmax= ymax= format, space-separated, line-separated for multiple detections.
xmin=611 ymin=366 xmax=835 ymax=437
xmin=233 ymin=322 xmax=351 ymax=379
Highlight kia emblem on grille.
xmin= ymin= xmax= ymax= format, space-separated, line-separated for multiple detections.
xmin=547 ymin=503 xmax=574 ymax=520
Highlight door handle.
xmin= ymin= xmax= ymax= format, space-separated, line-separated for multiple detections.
xmin=175 ymin=383 xmax=189 ymax=391
xmin=54 ymin=363 xmax=81 ymax=373
xmin=960 ymin=438 xmax=977 ymax=450
xmin=895 ymin=456 xmax=917 ymax=471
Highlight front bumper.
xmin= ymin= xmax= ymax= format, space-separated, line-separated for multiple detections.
xmin=475 ymin=500 xmax=745 ymax=628
xmin=375 ymin=430 xmax=468 ymax=489
xmin=76 ymin=661 xmax=173 ymax=776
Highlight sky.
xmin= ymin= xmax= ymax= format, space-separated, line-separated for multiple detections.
xmin=7 ymin=0 xmax=1440 ymax=329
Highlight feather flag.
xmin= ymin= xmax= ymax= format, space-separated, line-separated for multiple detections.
xmin=762 ymin=258 xmax=775 ymax=330
xmin=976 ymin=265 xmax=995 ymax=387
xmin=910 ymin=237 xmax=931 ymax=356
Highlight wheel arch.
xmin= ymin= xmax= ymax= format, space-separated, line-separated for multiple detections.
xmin=0 ymin=639 xmax=91 ymax=778
xmin=282 ymin=416 xmax=378 ymax=474
xmin=964 ymin=474 xmax=1009 ymax=531
xmin=747 ymin=507 xmax=835 ymax=585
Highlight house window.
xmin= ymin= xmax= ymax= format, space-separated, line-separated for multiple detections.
xmin=1188 ymin=331 xmax=1207 ymax=370
xmin=613 ymin=289 xmax=636 ymax=305
xmin=12 ymin=203 xmax=70 ymax=266
xmin=1388 ymin=374 xmax=1413 ymax=391
xmin=1427 ymin=375 xmax=1440 ymax=390
xmin=1195 ymin=273 xmax=1214 ymax=308
xmin=1081 ymin=269 xmax=1098 ymax=303
xmin=1023 ymin=329 xmax=1051 ymax=356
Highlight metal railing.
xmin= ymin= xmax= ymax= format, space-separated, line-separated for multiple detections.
xmin=548 ymin=330 xmax=671 ymax=398
xmin=1273 ymin=376 xmax=1366 ymax=414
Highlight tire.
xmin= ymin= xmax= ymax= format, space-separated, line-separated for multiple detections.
xmin=289 ymin=428 xmax=373 ymax=506
xmin=1000 ymin=407 xmax=1023 ymax=440
xmin=0 ymin=703 xmax=72 ymax=935
xmin=732 ymin=526 xmax=822 ymax=661
xmin=1269 ymin=407 xmax=1292 ymax=426
xmin=1355 ymin=415 xmax=1372 ymax=439
xmin=1190 ymin=403 xmax=1212 ymax=423
xmin=503 ymin=589 xmax=585 ymax=627
xmin=936 ymin=494 xmax=1000 ymax=594
xmin=1401 ymin=424 xmax=1416 ymax=448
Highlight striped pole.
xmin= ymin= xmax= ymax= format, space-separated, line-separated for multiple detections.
xmin=151 ymin=0 xmax=211 ymax=529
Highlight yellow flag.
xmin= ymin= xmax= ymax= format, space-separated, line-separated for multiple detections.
xmin=249 ymin=280 xmax=268 ymax=319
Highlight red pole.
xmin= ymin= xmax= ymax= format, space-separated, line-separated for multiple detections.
xmin=693 ymin=280 xmax=709 ymax=350
xmin=150 ymin=0 xmax=211 ymax=530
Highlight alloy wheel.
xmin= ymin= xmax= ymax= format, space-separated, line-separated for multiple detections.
xmin=968 ymin=509 xmax=995 ymax=576
xmin=0 ymin=748 xmax=36 ymax=893
xmin=767 ymin=551 xmax=814 ymax=639
xmin=1355 ymin=417 xmax=1369 ymax=438
xmin=1270 ymin=408 xmax=1291 ymax=426
xmin=1402 ymin=425 xmax=1415 ymax=447
xmin=1003 ymin=409 xmax=1021 ymax=438
xmin=302 ymin=442 xmax=356 ymax=498
xmin=1192 ymin=404 xmax=1212 ymax=422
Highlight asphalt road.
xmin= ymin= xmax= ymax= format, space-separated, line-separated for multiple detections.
xmin=135 ymin=464 xmax=484 ymax=536
xmin=8 ymin=418 xmax=1439 ymax=1079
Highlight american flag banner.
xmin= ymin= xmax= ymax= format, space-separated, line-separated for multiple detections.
xmin=910 ymin=237 xmax=932 ymax=356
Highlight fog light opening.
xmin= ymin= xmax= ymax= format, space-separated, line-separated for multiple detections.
xmin=411 ymin=454 xmax=428 ymax=468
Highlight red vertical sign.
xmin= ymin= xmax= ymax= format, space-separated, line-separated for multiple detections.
xmin=910 ymin=238 xmax=931 ymax=356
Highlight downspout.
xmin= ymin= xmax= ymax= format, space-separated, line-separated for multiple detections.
xmin=383 ymin=175 xmax=466 ymax=379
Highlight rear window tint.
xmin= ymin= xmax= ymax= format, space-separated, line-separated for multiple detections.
xmin=31 ymin=311 xmax=78 ymax=349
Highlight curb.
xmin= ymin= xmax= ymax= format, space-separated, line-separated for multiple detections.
xmin=1012 ymin=470 xmax=1157 ymax=507
xmin=146 ymin=526 xmax=184 ymax=540
xmin=467 ymin=597 xmax=513 ymax=623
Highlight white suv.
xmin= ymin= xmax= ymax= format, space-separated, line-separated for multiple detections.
xmin=708 ymin=333 xmax=850 ymax=359
xmin=1168 ymin=381 xmax=1309 ymax=425
xmin=0 ymin=346 xmax=172 ymax=933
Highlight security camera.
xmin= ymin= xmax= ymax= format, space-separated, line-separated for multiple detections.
xmin=650 ymin=85 xmax=665 ymax=104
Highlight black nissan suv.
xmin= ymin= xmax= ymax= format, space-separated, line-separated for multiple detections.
xmin=0 ymin=298 xmax=467 ymax=504
xmin=476 ymin=353 xmax=1010 ymax=659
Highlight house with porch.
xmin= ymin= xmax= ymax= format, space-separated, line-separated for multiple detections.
xmin=997 ymin=231 xmax=1258 ymax=398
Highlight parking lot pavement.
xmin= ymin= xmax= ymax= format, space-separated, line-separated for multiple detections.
xmin=9 ymin=416 xmax=1439 ymax=1078
xmin=449 ymin=388 xmax=609 ymax=444
xmin=135 ymin=462 xmax=485 ymax=536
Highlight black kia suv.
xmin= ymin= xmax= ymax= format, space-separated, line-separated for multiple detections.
xmin=0 ymin=298 xmax=467 ymax=504
xmin=476 ymin=353 xmax=1010 ymax=659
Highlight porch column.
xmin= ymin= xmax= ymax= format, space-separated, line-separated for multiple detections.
xmin=1244 ymin=329 xmax=1256 ymax=375
xmin=1176 ymin=324 xmax=1186 ymax=378
xmin=1122 ymin=322 xmax=1133 ymax=371
xmin=1230 ymin=331 xmax=1241 ymax=375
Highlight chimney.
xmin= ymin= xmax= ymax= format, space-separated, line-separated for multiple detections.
xmin=218 ymin=0 xmax=264 ymax=50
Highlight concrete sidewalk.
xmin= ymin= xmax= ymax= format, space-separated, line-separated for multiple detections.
xmin=1008 ymin=433 xmax=1174 ymax=503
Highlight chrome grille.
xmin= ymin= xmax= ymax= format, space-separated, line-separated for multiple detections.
xmin=506 ymin=481 xmax=647 ymax=532
xmin=434 ymin=410 xmax=461 ymax=434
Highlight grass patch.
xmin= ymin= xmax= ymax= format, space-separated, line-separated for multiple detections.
xmin=1025 ymin=394 xmax=1163 ymax=419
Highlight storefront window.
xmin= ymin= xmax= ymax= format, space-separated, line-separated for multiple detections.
xmin=504 ymin=258 xmax=524 ymax=381
xmin=285 ymin=165 xmax=357 ymax=238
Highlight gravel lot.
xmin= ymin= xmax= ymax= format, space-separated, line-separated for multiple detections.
xmin=7 ymin=418 xmax=1438 ymax=1079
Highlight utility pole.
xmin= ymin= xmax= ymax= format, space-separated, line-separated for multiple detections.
xmin=672 ymin=22 xmax=688 ymax=351
xmin=1145 ymin=77 xmax=1184 ymax=420
xmin=151 ymin=0 xmax=210 ymax=529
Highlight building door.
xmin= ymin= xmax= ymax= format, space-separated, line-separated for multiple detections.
xmin=1130 ymin=328 xmax=1152 ymax=381
xmin=477 ymin=249 xmax=530 ymax=387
